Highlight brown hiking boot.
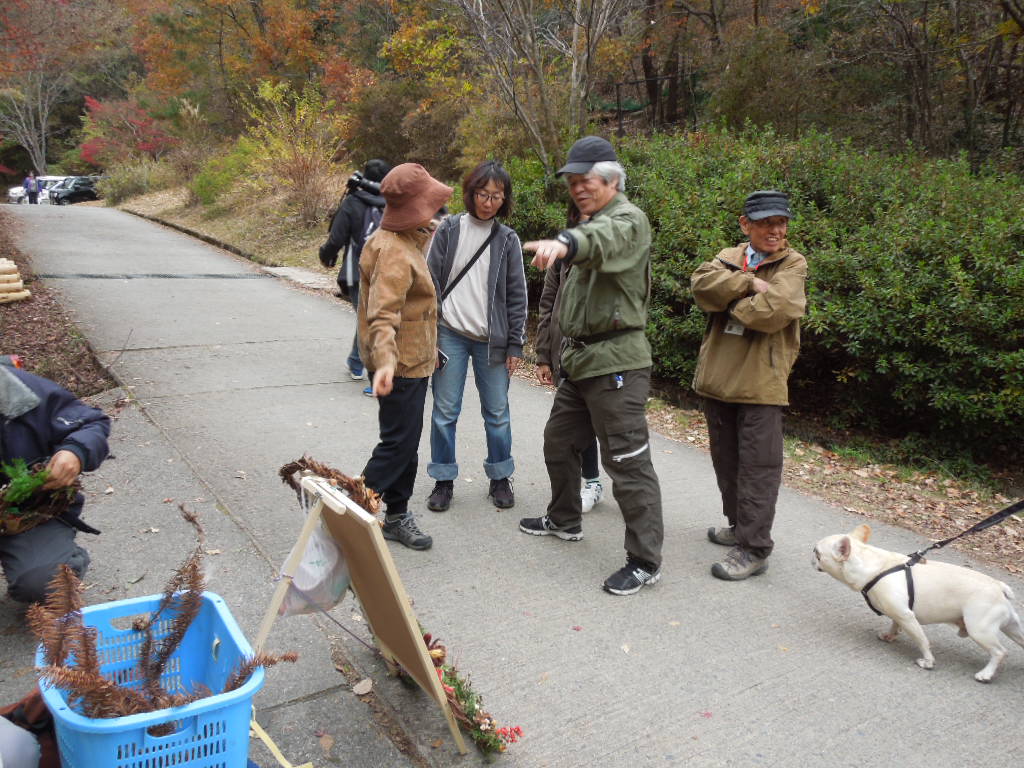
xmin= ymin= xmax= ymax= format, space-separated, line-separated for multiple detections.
xmin=711 ymin=546 xmax=768 ymax=581
xmin=707 ymin=526 xmax=737 ymax=546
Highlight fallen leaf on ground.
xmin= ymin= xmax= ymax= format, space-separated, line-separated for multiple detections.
xmin=103 ymin=486 xmax=114 ymax=494
xmin=128 ymin=574 xmax=145 ymax=584
xmin=318 ymin=733 xmax=334 ymax=754
xmin=142 ymin=527 xmax=159 ymax=533
xmin=162 ymin=498 xmax=174 ymax=503
xmin=571 ymin=625 xmax=582 ymax=631
xmin=205 ymin=549 xmax=222 ymax=555
xmin=352 ymin=679 xmax=372 ymax=696
xmin=432 ymin=738 xmax=444 ymax=748
xmin=621 ymin=644 xmax=630 ymax=654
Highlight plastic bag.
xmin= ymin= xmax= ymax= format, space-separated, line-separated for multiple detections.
xmin=278 ymin=519 xmax=351 ymax=617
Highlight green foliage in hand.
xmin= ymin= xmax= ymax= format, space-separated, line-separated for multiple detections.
xmin=1 ymin=459 xmax=49 ymax=507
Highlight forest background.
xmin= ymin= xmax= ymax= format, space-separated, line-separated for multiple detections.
xmin=1 ymin=0 xmax=1023 ymax=485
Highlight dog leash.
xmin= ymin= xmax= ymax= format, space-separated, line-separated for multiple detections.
xmin=860 ymin=498 xmax=1024 ymax=616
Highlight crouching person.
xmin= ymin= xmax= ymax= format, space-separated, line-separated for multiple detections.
xmin=690 ymin=191 xmax=806 ymax=581
xmin=0 ymin=356 xmax=110 ymax=603
xmin=358 ymin=164 xmax=453 ymax=551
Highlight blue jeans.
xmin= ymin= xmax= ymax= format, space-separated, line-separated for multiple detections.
xmin=428 ymin=325 xmax=514 ymax=481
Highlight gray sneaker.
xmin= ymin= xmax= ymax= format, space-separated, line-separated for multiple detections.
xmin=707 ymin=526 xmax=737 ymax=546
xmin=711 ymin=546 xmax=767 ymax=581
xmin=382 ymin=514 xmax=433 ymax=550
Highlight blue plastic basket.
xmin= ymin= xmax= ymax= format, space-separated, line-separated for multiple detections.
xmin=36 ymin=591 xmax=264 ymax=768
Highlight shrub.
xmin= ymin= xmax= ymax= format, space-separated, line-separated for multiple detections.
xmin=503 ymin=127 xmax=1024 ymax=459
xmin=98 ymin=158 xmax=178 ymax=204
xmin=190 ymin=138 xmax=259 ymax=207
xmin=243 ymin=80 xmax=342 ymax=224
xmin=617 ymin=127 xmax=1024 ymax=458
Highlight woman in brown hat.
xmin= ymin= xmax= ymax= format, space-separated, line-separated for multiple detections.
xmin=357 ymin=163 xmax=452 ymax=551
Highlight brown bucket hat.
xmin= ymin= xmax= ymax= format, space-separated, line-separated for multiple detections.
xmin=379 ymin=163 xmax=453 ymax=232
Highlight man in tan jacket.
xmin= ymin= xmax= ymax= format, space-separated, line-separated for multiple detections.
xmin=358 ymin=163 xmax=452 ymax=551
xmin=691 ymin=191 xmax=807 ymax=580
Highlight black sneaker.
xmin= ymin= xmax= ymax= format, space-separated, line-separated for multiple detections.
xmin=427 ymin=481 xmax=454 ymax=512
xmin=518 ymin=515 xmax=582 ymax=541
xmin=603 ymin=558 xmax=662 ymax=595
xmin=488 ymin=477 xmax=515 ymax=508
xmin=382 ymin=514 xmax=433 ymax=550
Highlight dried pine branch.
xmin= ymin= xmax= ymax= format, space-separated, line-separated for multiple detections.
xmin=32 ymin=506 xmax=297 ymax=724
xmin=37 ymin=666 xmax=152 ymax=719
xmin=138 ymin=505 xmax=207 ymax=704
xmin=27 ymin=565 xmax=85 ymax=666
xmin=279 ymin=456 xmax=381 ymax=515
xmin=71 ymin=625 xmax=100 ymax=678
xmin=222 ymin=652 xmax=299 ymax=693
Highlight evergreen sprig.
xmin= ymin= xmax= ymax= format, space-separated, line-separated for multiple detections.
xmin=1 ymin=458 xmax=49 ymax=506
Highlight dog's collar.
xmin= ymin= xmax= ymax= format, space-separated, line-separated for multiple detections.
xmin=860 ymin=552 xmax=925 ymax=616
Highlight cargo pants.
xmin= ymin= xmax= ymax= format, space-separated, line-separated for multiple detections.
xmin=543 ymin=367 xmax=664 ymax=568
xmin=703 ymin=398 xmax=783 ymax=559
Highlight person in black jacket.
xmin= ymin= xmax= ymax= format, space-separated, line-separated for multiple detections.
xmin=319 ymin=158 xmax=391 ymax=381
xmin=0 ymin=357 xmax=110 ymax=603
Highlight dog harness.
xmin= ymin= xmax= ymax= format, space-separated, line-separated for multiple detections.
xmin=859 ymin=498 xmax=1024 ymax=616
xmin=860 ymin=552 xmax=924 ymax=616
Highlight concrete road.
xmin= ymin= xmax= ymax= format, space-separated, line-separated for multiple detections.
xmin=3 ymin=204 xmax=1022 ymax=767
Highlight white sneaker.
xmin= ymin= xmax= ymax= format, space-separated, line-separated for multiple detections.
xmin=581 ymin=480 xmax=603 ymax=513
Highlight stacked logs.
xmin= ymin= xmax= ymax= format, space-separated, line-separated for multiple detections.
xmin=0 ymin=258 xmax=30 ymax=304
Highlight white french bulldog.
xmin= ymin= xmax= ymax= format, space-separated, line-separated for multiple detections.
xmin=813 ymin=524 xmax=1024 ymax=682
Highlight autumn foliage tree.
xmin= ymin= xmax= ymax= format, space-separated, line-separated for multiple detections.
xmin=79 ymin=97 xmax=176 ymax=167
xmin=122 ymin=0 xmax=330 ymax=124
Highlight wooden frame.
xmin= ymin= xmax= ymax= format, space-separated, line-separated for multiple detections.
xmin=255 ymin=474 xmax=467 ymax=755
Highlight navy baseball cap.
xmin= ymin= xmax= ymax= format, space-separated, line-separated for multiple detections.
xmin=556 ymin=136 xmax=618 ymax=176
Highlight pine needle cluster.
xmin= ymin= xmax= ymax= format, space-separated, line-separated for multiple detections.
xmin=30 ymin=506 xmax=296 ymax=727
xmin=279 ymin=456 xmax=381 ymax=515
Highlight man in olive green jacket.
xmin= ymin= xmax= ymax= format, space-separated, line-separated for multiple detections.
xmin=519 ymin=136 xmax=664 ymax=597
xmin=691 ymin=190 xmax=807 ymax=581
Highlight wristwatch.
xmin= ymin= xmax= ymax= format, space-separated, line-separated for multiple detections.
xmin=555 ymin=230 xmax=577 ymax=259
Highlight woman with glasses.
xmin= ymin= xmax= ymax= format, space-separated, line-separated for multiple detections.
xmin=424 ymin=161 xmax=527 ymax=512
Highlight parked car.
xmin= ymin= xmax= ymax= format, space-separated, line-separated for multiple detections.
xmin=7 ymin=175 xmax=68 ymax=204
xmin=49 ymin=176 xmax=99 ymax=205
xmin=37 ymin=175 xmax=70 ymax=204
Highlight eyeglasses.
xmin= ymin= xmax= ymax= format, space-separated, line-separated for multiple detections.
xmin=474 ymin=190 xmax=505 ymax=204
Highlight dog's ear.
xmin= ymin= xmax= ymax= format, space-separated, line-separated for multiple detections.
xmin=833 ymin=536 xmax=852 ymax=562
xmin=851 ymin=524 xmax=871 ymax=543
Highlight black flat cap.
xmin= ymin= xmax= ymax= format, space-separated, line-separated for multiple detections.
xmin=556 ymin=136 xmax=618 ymax=176
xmin=744 ymin=190 xmax=793 ymax=221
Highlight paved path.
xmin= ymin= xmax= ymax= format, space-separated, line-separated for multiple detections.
xmin=3 ymin=204 xmax=1022 ymax=767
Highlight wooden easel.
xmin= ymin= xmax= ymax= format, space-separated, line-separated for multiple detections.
xmin=255 ymin=474 xmax=468 ymax=755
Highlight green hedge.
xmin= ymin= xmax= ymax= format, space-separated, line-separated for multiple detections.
xmin=506 ymin=128 xmax=1024 ymax=458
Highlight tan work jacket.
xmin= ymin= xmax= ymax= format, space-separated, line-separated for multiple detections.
xmin=358 ymin=228 xmax=437 ymax=379
xmin=690 ymin=243 xmax=807 ymax=406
